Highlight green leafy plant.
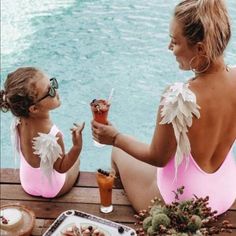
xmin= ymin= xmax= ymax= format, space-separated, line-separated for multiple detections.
xmin=134 ymin=186 xmax=233 ymax=235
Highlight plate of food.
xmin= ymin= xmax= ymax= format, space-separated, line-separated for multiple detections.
xmin=60 ymin=222 xmax=111 ymax=236
xmin=43 ymin=210 xmax=136 ymax=236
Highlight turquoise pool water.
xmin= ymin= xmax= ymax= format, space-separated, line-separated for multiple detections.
xmin=1 ymin=0 xmax=236 ymax=171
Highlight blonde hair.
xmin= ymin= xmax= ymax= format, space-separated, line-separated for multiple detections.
xmin=174 ymin=0 xmax=231 ymax=62
xmin=0 ymin=67 xmax=42 ymax=117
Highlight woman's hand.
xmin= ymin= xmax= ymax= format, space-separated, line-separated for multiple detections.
xmin=71 ymin=122 xmax=85 ymax=148
xmin=91 ymin=120 xmax=120 ymax=145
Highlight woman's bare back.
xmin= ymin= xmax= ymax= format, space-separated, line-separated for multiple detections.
xmin=188 ymin=67 xmax=236 ymax=172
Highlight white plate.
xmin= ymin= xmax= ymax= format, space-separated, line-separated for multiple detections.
xmin=43 ymin=210 xmax=137 ymax=236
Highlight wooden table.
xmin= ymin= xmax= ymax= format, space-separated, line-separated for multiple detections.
xmin=0 ymin=168 xmax=235 ymax=235
xmin=0 ymin=169 xmax=135 ymax=235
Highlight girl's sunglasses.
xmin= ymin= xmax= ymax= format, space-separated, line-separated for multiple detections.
xmin=34 ymin=77 xmax=58 ymax=104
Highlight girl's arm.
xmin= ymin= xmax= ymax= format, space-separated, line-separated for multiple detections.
xmin=54 ymin=122 xmax=85 ymax=173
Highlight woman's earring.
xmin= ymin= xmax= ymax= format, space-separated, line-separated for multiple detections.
xmin=189 ymin=55 xmax=210 ymax=74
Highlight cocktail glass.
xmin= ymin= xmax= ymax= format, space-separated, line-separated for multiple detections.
xmin=96 ymin=169 xmax=115 ymax=213
xmin=90 ymin=99 xmax=110 ymax=147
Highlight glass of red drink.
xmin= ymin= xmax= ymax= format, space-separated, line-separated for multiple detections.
xmin=90 ymin=99 xmax=110 ymax=147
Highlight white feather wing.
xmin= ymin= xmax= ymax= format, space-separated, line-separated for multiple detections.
xmin=32 ymin=133 xmax=62 ymax=180
xmin=160 ymin=82 xmax=200 ymax=179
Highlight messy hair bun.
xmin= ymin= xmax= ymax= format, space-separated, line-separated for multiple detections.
xmin=174 ymin=0 xmax=231 ymax=62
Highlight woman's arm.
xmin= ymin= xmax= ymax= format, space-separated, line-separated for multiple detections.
xmin=92 ymin=107 xmax=176 ymax=167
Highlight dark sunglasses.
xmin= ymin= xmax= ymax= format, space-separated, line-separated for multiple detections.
xmin=34 ymin=77 xmax=58 ymax=104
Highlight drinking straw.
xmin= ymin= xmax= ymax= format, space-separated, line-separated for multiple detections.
xmin=107 ymin=88 xmax=114 ymax=104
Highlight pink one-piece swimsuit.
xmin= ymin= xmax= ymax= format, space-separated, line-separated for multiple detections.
xmin=18 ymin=125 xmax=66 ymax=198
xmin=157 ymin=145 xmax=236 ymax=215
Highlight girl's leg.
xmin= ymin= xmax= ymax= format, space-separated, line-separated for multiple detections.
xmin=112 ymin=147 xmax=163 ymax=212
xmin=56 ymin=157 xmax=80 ymax=197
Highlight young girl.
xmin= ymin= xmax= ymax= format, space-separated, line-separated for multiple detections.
xmin=0 ymin=67 xmax=85 ymax=198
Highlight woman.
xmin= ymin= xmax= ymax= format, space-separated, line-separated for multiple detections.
xmin=91 ymin=0 xmax=236 ymax=215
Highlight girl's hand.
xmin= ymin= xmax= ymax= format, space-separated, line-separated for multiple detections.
xmin=91 ymin=120 xmax=119 ymax=145
xmin=71 ymin=122 xmax=85 ymax=148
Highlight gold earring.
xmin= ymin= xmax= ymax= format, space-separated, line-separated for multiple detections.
xmin=189 ymin=55 xmax=210 ymax=74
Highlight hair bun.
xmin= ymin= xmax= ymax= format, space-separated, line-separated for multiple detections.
xmin=0 ymin=89 xmax=10 ymax=112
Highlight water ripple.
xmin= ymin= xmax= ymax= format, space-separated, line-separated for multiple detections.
xmin=1 ymin=0 xmax=236 ymax=170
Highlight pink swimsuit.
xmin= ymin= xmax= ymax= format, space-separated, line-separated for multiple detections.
xmin=157 ymin=146 xmax=236 ymax=215
xmin=158 ymin=82 xmax=236 ymax=215
xmin=18 ymin=125 xmax=66 ymax=198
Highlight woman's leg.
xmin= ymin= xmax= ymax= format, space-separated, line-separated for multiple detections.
xmin=56 ymin=157 xmax=80 ymax=197
xmin=112 ymin=147 xmax=163 ymax=212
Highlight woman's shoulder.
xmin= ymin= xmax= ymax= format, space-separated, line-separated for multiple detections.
xmin=161 ymin=81 xmax=197 ymax=102
xmin=160 ymin=81 xmax=200 ymax=125
xmin=228 ymin=64 xmax=236 ymax=74
xmin=229 ymin=66 xmax=236 ymax=106
xmin=229 ymin=65 xmax=236 ymax=83
xmin=229 ymin=64 xmax=236 ymax=69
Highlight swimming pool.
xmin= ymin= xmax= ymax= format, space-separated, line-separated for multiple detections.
xmin=1 ymin=0 xmax=236 ymax=171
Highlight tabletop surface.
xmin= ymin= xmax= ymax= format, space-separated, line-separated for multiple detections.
xmin=0 ymin=168 xmax=235 ymax=235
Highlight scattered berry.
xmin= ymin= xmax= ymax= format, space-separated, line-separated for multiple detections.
xmin=97 ymin=169 xmax=110 ymax=177
xmin=118 ymin=226 xmax=124 ymax=233
xmin=1 ymin=216 xmax=8 ymax=224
